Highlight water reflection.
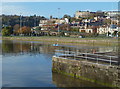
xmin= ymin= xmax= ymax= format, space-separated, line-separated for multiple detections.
xmin=2 ymin=40 xmax=118 ymax=56
xmin=52 ymin=72 xmax=107 ymax=87
xmin=2 ymin=40 xmax=57 ymax=56
xmin=2 ymin=40 xmax=118 ymax=87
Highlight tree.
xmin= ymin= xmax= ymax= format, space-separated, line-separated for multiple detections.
xmin=13 ymin=24 xmax=20 ymax=31
xmin=63 ymin=14 xmax=71 ymax=19
xmin=2 ymin=14 xmax=47 ymax=27
xmin=59 ymin=24 xmax=70 ymax=31
xmin=13 ymin=24 xmax=20 ymax=35
xmin=112 ymin=31 xmax=118 ymax=36
xmin=52 ymin=21 xmax=56 ymax=23
xmin=70 ymin=28 xmax=79 ymax=32
xmin=16 ymin=26 xmax=31 ymax=35
xmin=118 ymin=32 xmax=120 ymax=37
xmin=35 ymin=27 xmax=41 ymax=30
xmin=2 ymin=26 xmax=13 ymax=36
xmin=70 ymin=17 xmax=76 ymax=22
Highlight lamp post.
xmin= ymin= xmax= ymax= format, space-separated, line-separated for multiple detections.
xmin=58 ymin=8 xmax=60 ymax=35
xmin=20 ymin=13 xmax=22 ymax=36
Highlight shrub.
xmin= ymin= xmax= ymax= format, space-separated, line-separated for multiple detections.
xmin=2 ymin=27 xmax=13 ymax=36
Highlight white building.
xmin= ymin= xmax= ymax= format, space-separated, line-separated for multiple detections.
xmin=97 ymin=25 xmax=119 ymax=37
xmin=51 ymin=18 xmax=69 ymax=24
xmin=39 ymin=20 xmax=49 ymax=26
xmin=97 ymin=26 xmax=108 ymax=34
xmin=106 ymin=11 xmax=120 ymax=17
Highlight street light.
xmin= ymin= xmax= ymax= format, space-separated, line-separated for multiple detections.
xmin=58 ymin=8 xmax=60 ymax=35
xmin=20 ymin=13 xmax=22 ymax=36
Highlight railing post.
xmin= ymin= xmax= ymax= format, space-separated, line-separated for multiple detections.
xmin=110 ymin=56 xmax=111 ymax=66
xmin=86 ymin=52 xmax=87 ymax=61
xmin=65 ymin=50 xmax=66 ymax=58
xmin=74 ymin=52 xmax=75 ymax=60
xmin=97 ymin=54 xmax=98 ymax=64
xmin=76 ymin=50 xmax=78 ymax=56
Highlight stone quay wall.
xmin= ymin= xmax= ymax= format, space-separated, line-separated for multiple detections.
xmin=52 ymin=56 xmax=120 ymax=88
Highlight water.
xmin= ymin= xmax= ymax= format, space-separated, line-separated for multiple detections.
xmin=1 ymin=40 xmax=118 ymax=88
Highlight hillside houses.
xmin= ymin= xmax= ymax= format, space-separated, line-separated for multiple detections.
xmin=97 ymin=25 xmax=119 ymax=35
xmin=9 ymin=10 xmax=119 ymax=37
xmin=106 ymin=11 xmax=120 ymax=17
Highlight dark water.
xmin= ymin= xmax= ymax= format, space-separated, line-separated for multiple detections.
xmin=1 ymin=40 xmax=118 ymax=88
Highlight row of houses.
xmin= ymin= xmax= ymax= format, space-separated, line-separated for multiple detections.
xmin=31 ymin=11 xmax=120 ymax=37
xmin=79 ymin=25 xmax=119 ymax=35
xmin=32 ymin=24 xmax=119 ymax=37
xmin=75 ymin=11 xmax=120 ymax=18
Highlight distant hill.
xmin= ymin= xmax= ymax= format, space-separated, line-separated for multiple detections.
xmin=2 ymin=14 xmax=47 ymax=27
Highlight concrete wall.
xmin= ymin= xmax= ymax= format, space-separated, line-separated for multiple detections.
xmin=52 ymin=72 xmax=106 ymax=87
xmin=52 ymin=56 xmax=120 ymax=88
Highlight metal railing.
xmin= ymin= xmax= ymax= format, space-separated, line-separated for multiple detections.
xmin=54 ymin=50 xmax=119 ymax=66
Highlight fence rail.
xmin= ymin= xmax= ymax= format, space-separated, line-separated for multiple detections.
xmin=55 ymin=50 xmax=119 ymax=66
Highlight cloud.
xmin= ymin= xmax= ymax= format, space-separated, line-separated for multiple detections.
xmin=0 ymin=2 xmax=2 ymax=15
xmin=1 ymin=0 xmax=120 ymax=2
xmin=2 ymin=4 xmax=32 ymax=15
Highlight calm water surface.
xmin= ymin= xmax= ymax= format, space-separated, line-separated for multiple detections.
xmin=1 ymin=40 xmax=118 ymax=87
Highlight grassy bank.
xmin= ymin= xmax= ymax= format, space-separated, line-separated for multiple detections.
xmin=2 ymin=36 xmax=119 ymax=46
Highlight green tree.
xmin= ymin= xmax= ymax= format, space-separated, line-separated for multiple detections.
xmin=63 ymin=14 xmax=71 ymax=19
xmin=118 ymin=32 xmax=120 ymax=37
xmin=2 ymin=27 xmax=13 ymax=36
xmin=70 ymin=17 xmax=76 ymax=22
xmin=112 ymin=31 xmax=118 ymax=36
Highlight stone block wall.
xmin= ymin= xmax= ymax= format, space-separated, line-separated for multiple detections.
xmin=52 ymin=56 xmax=120 ymax=88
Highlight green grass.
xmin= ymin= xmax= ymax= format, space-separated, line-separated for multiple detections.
xmin=2 ymin=36 xmax=119 ymax=46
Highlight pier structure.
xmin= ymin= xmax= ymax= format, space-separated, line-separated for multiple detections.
xmin=52 ymin=50 xmax=120 ymax=88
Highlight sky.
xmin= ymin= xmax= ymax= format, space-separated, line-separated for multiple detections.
xmin=2 ymin=2 xmax=119 ymax=18
xmin=1 ymin=0 xmax=120 ymax=2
